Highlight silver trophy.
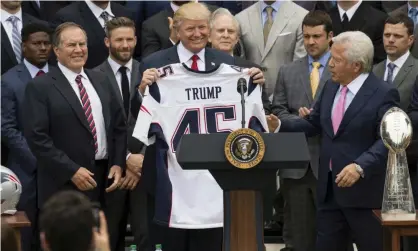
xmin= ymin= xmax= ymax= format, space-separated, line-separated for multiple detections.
xmin=380 ymin=107 xmax=415 ymax=221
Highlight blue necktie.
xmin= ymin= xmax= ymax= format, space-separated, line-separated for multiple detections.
xmin=387 ymin=63 xmax=396 ymax=85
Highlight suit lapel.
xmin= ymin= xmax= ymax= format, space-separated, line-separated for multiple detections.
xmin=17 ymin=64 xmax=32 ymax=84
xmin=347 ymin=3 xmax=366 ymax=31
xmin=86 ymin=69 xmax=110 ymax=131
xmin=131 ymin=60 xmax=141 ymax=100
xmin=262 ymin=2 xmax=293 ymax=60
xmin=204 ymin=50 xmax=218 ymax=70
xmin=248 ymin=3 xmax=264 ymax=57
xmin=323 ymin=82 xmax=339 ymax=138
xmin=79 ymin=2 xmax=106 ymax=45
xmin=393 ymin=55 xmax=415 ymax=88
xmin=335 ymin=75 xmax=376 ymax=137
xmin=167 ymin=46 xmax=180 ymax=64
xmin=373 ymin=60 xmax=386 ymax=79
xmin=99 ymin=61 xmax=124 ymax=109
xmin=315 ymin=64 xmax=331 ymax=104
xmin=51 ymin=68 xmax=91 ymax=133
xmin=1 ymin=25 xmax=18 ymax=65
xmin=298 ymin=57 xmax=314 ymax=104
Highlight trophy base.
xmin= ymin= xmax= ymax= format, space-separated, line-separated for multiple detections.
xmin=381 ymin=210 xmax=416 ymax=221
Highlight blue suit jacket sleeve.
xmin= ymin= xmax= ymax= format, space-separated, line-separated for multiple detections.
xmin=408 ymin=78 xmax=418 ymax=130
xmin=354 ymin=88 xmax=400 ymax=178
xmin=1 ymin=79 xmax=36 ymax=170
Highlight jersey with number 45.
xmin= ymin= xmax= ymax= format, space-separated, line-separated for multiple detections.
xmin=132 ymin=63 xmax=268 ymax=229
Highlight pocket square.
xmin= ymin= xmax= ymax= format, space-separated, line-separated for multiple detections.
xmin=278 ymin=32 xmax=292 ymax=36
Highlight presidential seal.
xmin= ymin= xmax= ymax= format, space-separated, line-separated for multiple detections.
xmin=224 ymin=128 xmax=265 ymax=169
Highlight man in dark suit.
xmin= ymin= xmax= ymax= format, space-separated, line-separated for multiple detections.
xmin=390 ymin=1 xmax=418 ymax=59
xmin=267 ymin=31 xmax=400 ymax=251
xmin=328 ymin=0 xmax=387 ymax=64
xmin=1 ymin=22 xmax=52 ymax=251
xmin=94 ymin=17 xmax=149 ymax=251
xmin=410 ymin=77 xmax=418 ymax=143
xmin=53 ymin=0 xmax=134 ymax=69
xmin=21 ymin=1 xmax=73 ymax=22
xmin=140 ymin=1 xmax=217 ymax=58
xmin=23 ymin=22 xmax=127 ymax=210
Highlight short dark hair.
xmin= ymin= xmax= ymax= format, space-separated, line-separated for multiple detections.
xmin=105 ymin=16 xmax=136 ymax=38
xmin=385 ymin=13 xmax=414 ymax=36
xmin=21 ymin=23 xmax=52 ymax=43
xmin=302 ymin=10 xmax=333 ymax=34
xmin=52 ymin=22 xmax=87 ymax=47
xmin=40 ymin=191 xmax=95 ymax=251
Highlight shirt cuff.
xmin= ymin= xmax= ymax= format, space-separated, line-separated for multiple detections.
xmin=273 ymin=120 xmax=281 ymax=133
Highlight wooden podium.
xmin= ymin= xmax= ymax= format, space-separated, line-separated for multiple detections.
xmin=373 ymin=210 xmax=418 ymax=251
xmin=1 ymin=211 xmax=31 ymax=250
xmin=177 ymin=133 xmax=310 ymax=251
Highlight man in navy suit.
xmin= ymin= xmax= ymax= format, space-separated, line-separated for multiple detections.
xmin=267 ymin=31 xmax=400 ymax=251
xmin=1 ymin=22 xmax=52 ymax=251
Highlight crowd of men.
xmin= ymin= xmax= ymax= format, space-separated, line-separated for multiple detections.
xmin=1 ymin=1 xmax=418 ymax=251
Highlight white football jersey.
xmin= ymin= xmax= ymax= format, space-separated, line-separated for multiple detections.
xmin=133 ymin=63 xmax=268 ymax=229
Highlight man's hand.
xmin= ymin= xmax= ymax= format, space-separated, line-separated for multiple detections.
xmin=139 ymin=69 xmax=159 ymax=95
xmin=248 ymin=67 xmax=265 ymax=85
xmin=93 ymin=211 xmax=111 ymax=251
xmin=127 ymin=153 xmax=144 ymax=174
xmin=168 ymin=17 xmax=178 ymax=44
xmin=298 ymin=107 xmax=312 ymax=118
xmin=119 ymin=169 xmax=141 ymax=190
xmin=106 ymin=165 xmax=122 ymax=193
xmin=335 ymin=163 xmax=361 ymax=188
xmin=71 ymin=167 xmax=97 ymax=191
xmin=266 ymin=114 xmax=279 ymax=132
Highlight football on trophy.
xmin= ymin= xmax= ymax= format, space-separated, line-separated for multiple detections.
xmin=380 ymin=107 xmax=413 ymax=153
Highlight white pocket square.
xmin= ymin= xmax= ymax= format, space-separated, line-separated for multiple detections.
xmin=278 ymin=32 xmax=292 ymax=36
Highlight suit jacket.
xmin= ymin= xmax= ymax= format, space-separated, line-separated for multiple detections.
xmin=409 ymin=77 xmax=418 ymax=139
xmin=1 ymin=63 xmax=39 ymax=205
xmin=53 ymin=1 xmax=135 ymax=69
xmin=1 ymin=13 xmax=46 ymax=75
xmin=137 ymin=45 xmax=235 ymax=195
xmin=23 ymin=67 xmax=127 ymax=206
xmin=94 ymin=59 xmax=144 ymax=154
xmin=236 ymin=1 xmax=308 ymax=98
xmin=390 ymin=4 xmax=418 ymax=59
xmin=272 ymin=56 xmax=332 ymax=179
xmin=328 ymin=3 xmax=387 ymax=64
xmin=140 ymin=4 xmax=218 ymax=59
xmin=280 ymin=73 xmax=400 ymax=208
xmin=21 ymin=0 xmax=73 ymax=21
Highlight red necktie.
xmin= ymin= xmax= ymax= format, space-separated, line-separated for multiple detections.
xmin=75 ymin=75 xmax=98 ymax=153
xmin=36 ymin=70 xmax=45 ymax=76
xmin=191 ymin=55 xmax=199 ymax=71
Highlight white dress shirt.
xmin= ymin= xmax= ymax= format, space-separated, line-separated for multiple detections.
xmin=107 ymin=57 xmax=132 ymax=100
xmin=170 ymin=2 xmax=180 ymax=13
xmin=85 ymin=0 xmax=115 ymax=28
xmin=177 ymin=42 xmax=206 ymax=71
xmin=23 ymin=59 xmax=49 ymax=78
xmin=384 ymin=51 xmax=410 ymax=82
xmin=338 ymin=0 xmax=362 ymax=22
xmin=1 ymin=8 xmax=23 ymax=46
xmin=58 ymin=62 xmax=108 ymax=160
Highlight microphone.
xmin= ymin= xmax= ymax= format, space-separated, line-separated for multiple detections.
xmin=237 ymin=78 xmax=247 ymax=129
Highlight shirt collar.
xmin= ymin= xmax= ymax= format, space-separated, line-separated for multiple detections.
xmin=170 ymin=2 xmax=180 ymax=13
xmin=107 ymin=56 xmax=133 ymax=75
xmin=1 ymin=8 xmax=22 ymax=24
xmin=386 ymin=51 xmax=410 ymax=69
xmin=260 ymin=0 xmax=282 ymax=13
xmin=58 ymin=62 xmax=88 ymax=83
xmin=308 ymin=50 xmax=331 ymax=68
xmin=84 ymin=0 xmax=114 ymax=19
xmin=341 ymin=72 xmax=369 ymax=95
xmin=177 ymin=42 xmax=205 ymax=64
xmin=338 ymin=0 xmax=362 ymax=22
xmin=23 ymin=59 xmax=49 ymax=78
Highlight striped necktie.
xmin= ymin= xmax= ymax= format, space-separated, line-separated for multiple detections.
xmin=7 ymin=16 xmax=22 ymax=63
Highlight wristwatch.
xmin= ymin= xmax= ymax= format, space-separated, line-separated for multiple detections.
xmin=354 ymin=163 xmax=364 ymax=178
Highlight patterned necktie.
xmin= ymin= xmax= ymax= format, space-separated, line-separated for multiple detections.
xmin=7 ymin=16 xmax=21 ymax=63
xmin=310 ymin=62 xmax=321 ymax=98
xmin=263 ymin=6 xmax=273 ymax=45
xmin=191 ymin=55 xmax=199 ymax=71
xmin=100 ymin=11 xmax=110 ymax=28
xmin=410 ymin=8 xmax=418 ymax=25
xmin=332 ymin=86 xmax=348 ymax=134
xmin=75 ymin=75 xmax=98 ymax=153
xmin=36 ymin=70 xmax=45 ymax=77
xmin=387 ymin=62 xmax=396 ymax=85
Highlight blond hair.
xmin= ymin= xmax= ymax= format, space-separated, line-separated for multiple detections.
xmin=173 ymin=2 xmax=211 ymax=31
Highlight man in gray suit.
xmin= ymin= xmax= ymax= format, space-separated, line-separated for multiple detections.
xmin=270 ymin=10 xmax=332 ymax=251
xmin=94 ymin=17 xmax=149 ymax=251
xmin=372 ymin=13 xmax=418 ymax=251
xmin=236 ymin=0 xmax=308 ymax=99
xmin=390 ymin=1 xmax=418 ymax=59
